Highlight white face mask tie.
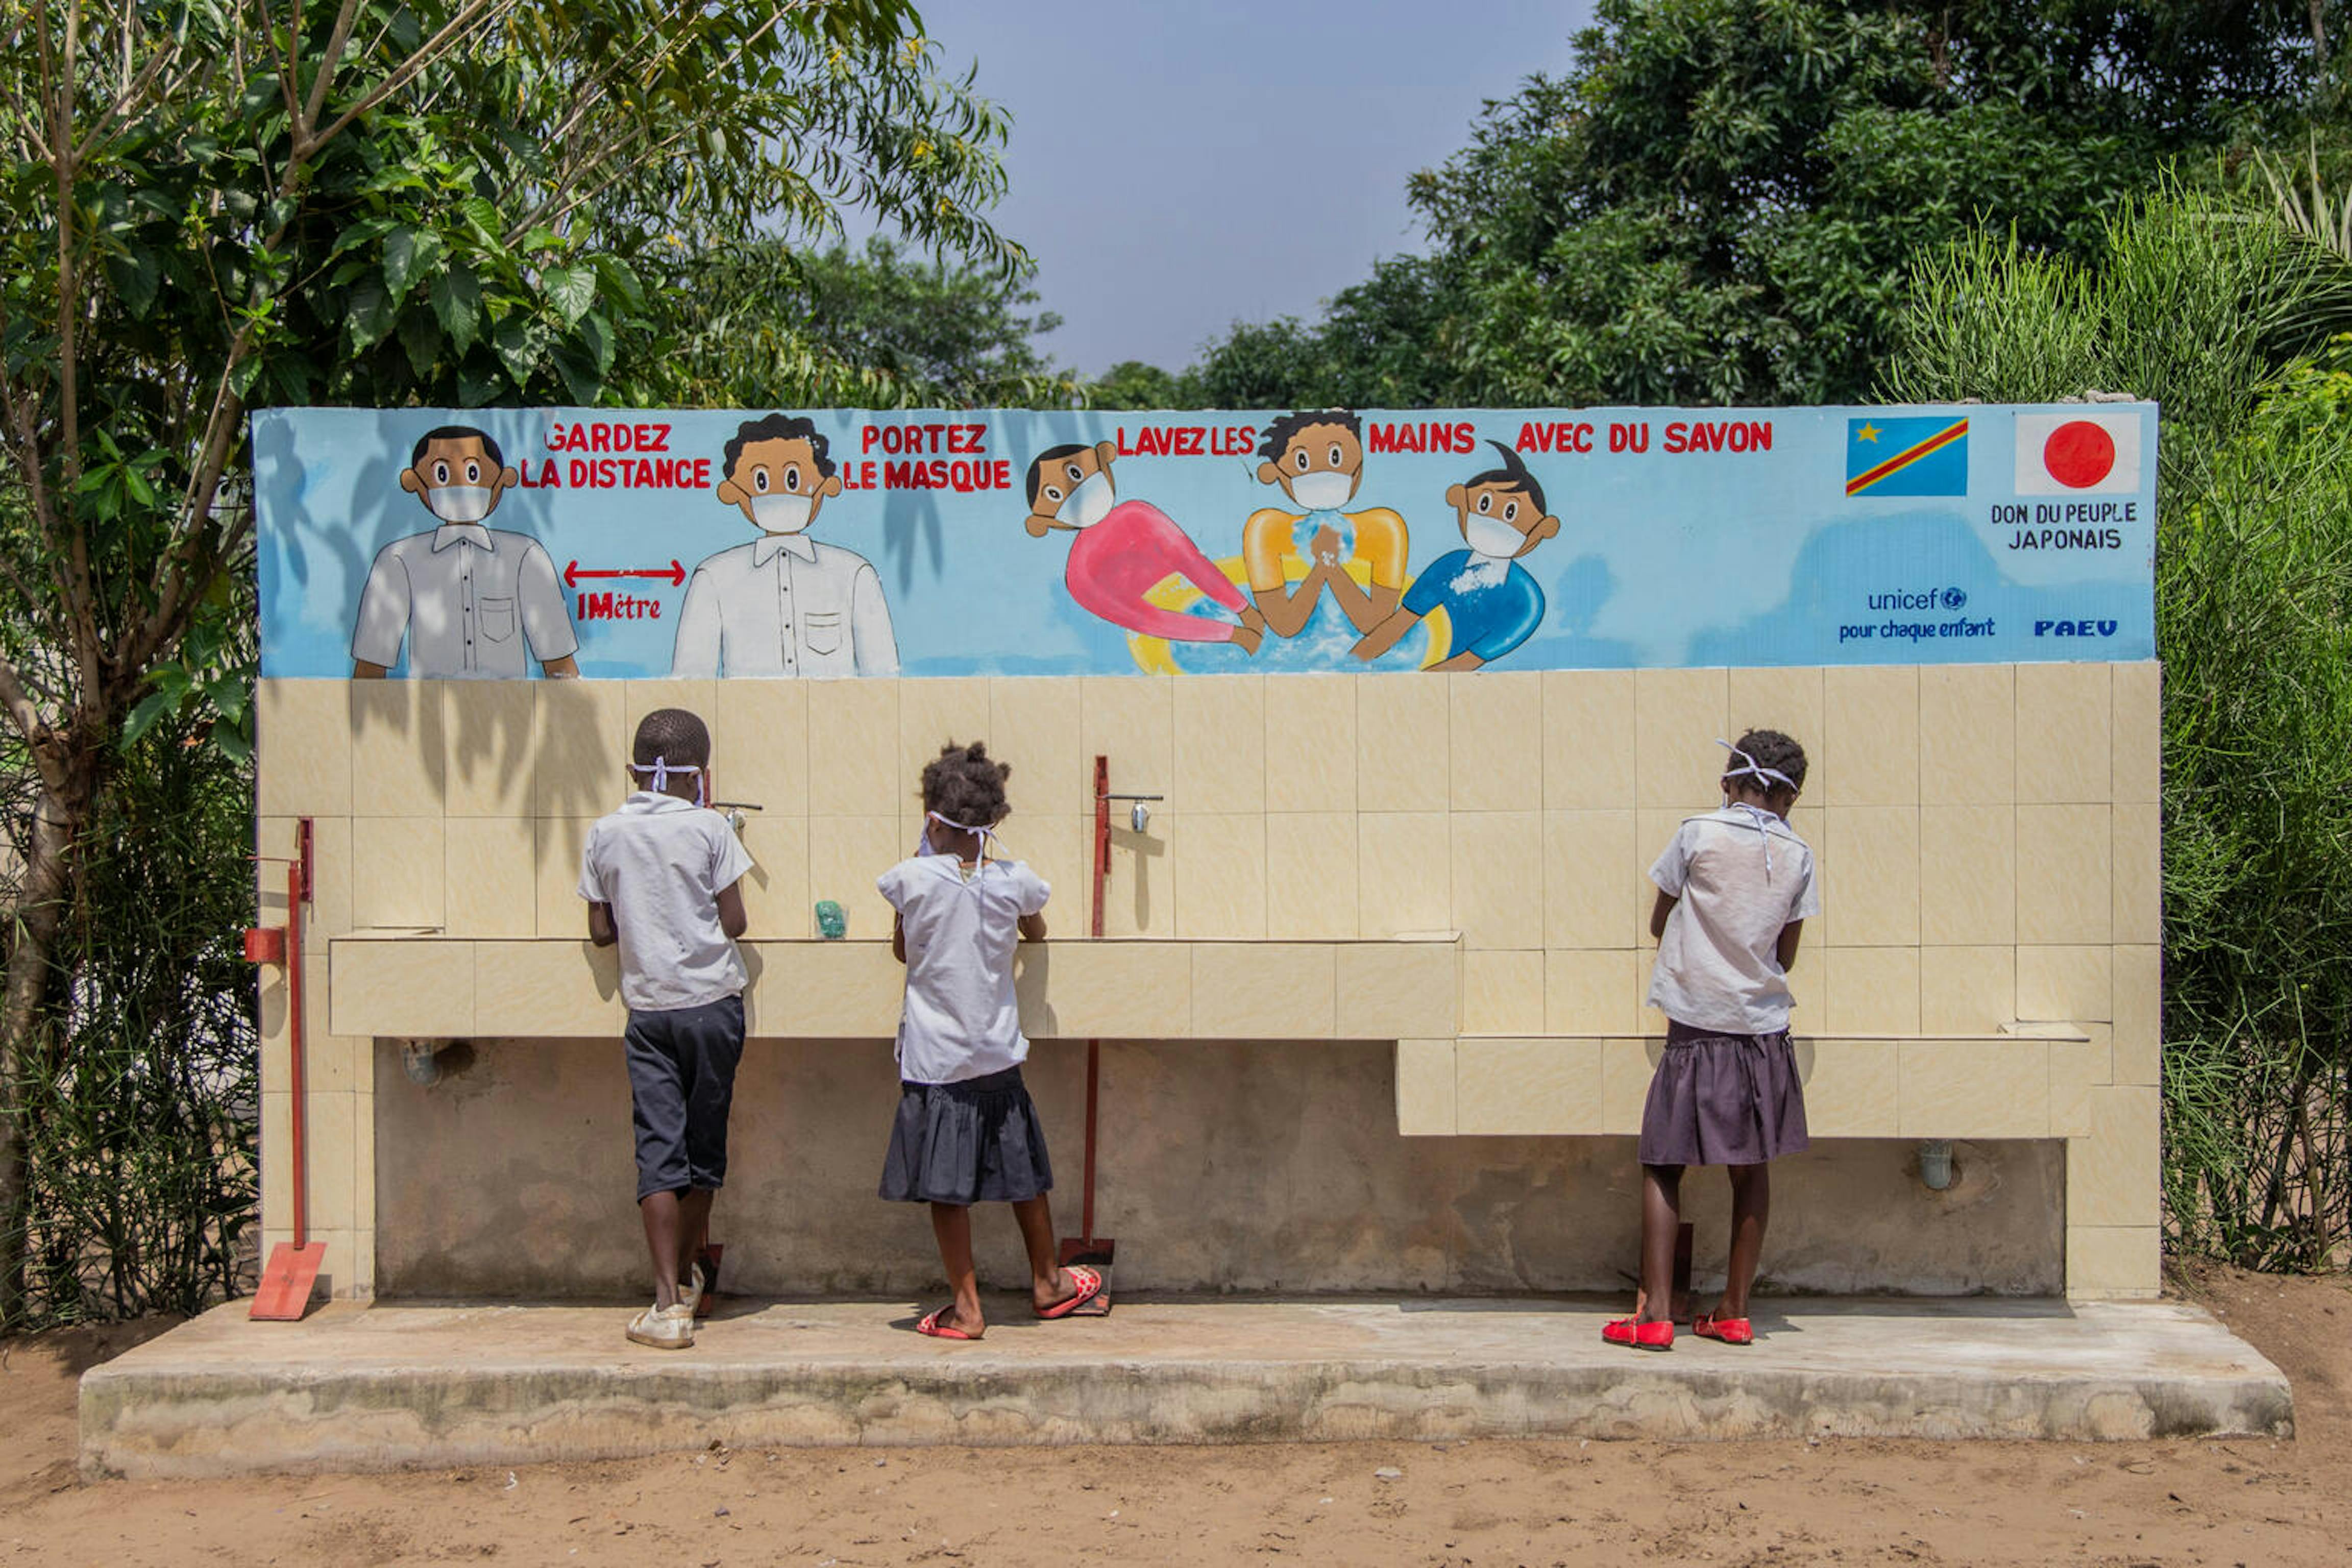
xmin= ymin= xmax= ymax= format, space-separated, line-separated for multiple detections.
xmin=1715 ymin=739 xmax=1796 ymax=876
xmin=919 ymin=811 xmax=1006 ymax=876
xmin=629 ymin=755 xmax=707 ymax=808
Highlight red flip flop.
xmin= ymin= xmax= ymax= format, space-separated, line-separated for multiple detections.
xmin=1035 ymin=1264 xmax=1104 ymax=1320
xmin=916 ymin=1308 xmax=981 ymax=1340
xmin=1602 ymin=1316 xmax=1675 ymax=1351
xmin=1693 ymin=1313 xmax=1754 ymax=1345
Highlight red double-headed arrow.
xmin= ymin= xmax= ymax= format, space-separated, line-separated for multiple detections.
xmin=565 ymin=559 xmax=684 ymax=588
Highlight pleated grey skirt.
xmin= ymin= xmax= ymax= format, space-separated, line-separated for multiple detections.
xmin=879 ymin=1065 xmax=1055 ymax=1206
xmin=1637 ymin=1018 xmax=1810 ymax=1167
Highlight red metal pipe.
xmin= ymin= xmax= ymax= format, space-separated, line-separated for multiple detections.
xmin=286 ymin=819 xmax=313 ymax=1248
xmin=1083 ymin=757 xmax=1110 ymax=1242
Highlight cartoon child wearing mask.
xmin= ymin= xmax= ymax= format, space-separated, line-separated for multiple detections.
xmin=1243 ymin=410 xmax=1409 ymax=639
xmin=670 ymin=413 xmax=898 ymax=677
xmin=351 ymin=425 xmax=579 ymax=678
xmin=1025 ymin=441 xmax=1267 ymax=653
xmin=1353 ymin=441 xmax=1559 ymax=672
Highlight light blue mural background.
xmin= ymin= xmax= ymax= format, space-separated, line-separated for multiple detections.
xmin=253 ymin=404 xmax=2155 ymax=678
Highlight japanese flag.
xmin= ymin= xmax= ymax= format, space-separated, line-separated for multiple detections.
xmin=2015 ymin=410 xmax=2142 ymax=496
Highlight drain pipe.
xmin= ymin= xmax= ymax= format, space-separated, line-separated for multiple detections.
xmin=1918 ymin=1139 xmax=1954 ymax=1191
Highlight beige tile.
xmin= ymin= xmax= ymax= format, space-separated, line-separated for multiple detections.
xmin=1783 ymin=946 xmax=1827 ymax=1034
xmin=2112 ymin=803 xmax=2160 ymax=946
xmin=2066 ymin=1225 xmax=2161 ymax=1299
xmin=1264 ymin=675 xmax=1357 ymax=814
xmin=2113 ymin=945 xmax=2161 ymax=1086
xmin=1919 ymin=665 xmax=2015 ymax=804
xmin=1450 ymin=812 xmax=1544 ymax=949
xmin=1174 ymin=676 xmax=1267 ymax=815
xmin=533 ymin=817 xmax=598 ymax=937
xmin=442 ymin=681 xmax=536 ymax=816
xmin=348 ymin=679 xmax=446 ymax=817
xmin=472 ymin=937 xmax=627 ymax=1036
xmin=1899 ymin=1038 xmax=2049 ymax=1137
xmin=1634 ymin=808 xmax=1690 ymax=937
xmin=1455 ymin=1037 xmax=1604 ymax=1135
xmin=2017 ymin=945 xmax=2113 ymax=1024
xmin=256 ymin=680 xmax=353 ymax=817
xmin=352 ymin=817 xmax=445 ymax=928
xmin=713 ymin=680 xmax=810 ymax=819
xmin=1786 ymin=804 xmax=1828 ymax=946
xmin=2017 ymin=663 xmax=2112 ymax=803
xmin=1101 ymin=810 xmax=1176 ymax=939
xmin=621 ymin=679 xmax=721 ymax=744
xmin=2049 ymin=1027 xmax=2113 ymax=1139
xmin=1825 ymin=806 xmax=1919 ymax=946
xmin=807 ymin=679 xmax=900 ymax=816
xmin=1727 ymin=667 xmax=1824 ymax=765
xmin=256 ymin=969 xmax=335 ymax=1092
xmin=2069 ymin=1085 xmax=2161 ymax=1229
xmin=1799 ymin=1038 xmax=1900 ymax=1137
xmin=1082 ymin=676 xmax=1174 ymax=798
xmin=346 ymin=1228 xmax=377 ymax=1300
xmin=257 ymin=816 xmax=353 ymax=949
xmin=2112 ymin=662 xmax=2161 ymax=805
xmin=754 ymin=941 xmax=904 ymax=1037
xmin=991 ymin=678 xmax=1086 ymax=819
xmin=1545 ymin=948 xmax=1639 ymax=1036
xmin=2016 ymin=803 xmax=2112 ymax=946
xmin=1265 ymin=814 xmax=1361 ymax=940
xmin=352 ymin=1105 xmax=377 ymax=1236
xmin=1031 ymin=941 xmax=1191 ymax=1039
xmin=897 ymin=676 xmax=993 ymax=812
xmin=1822 ymin=666 xmax=1919 ymax=806
xmin=1919 ymin=805 xmax=2014 ymax=945
xmin=1336 ymin=940 xmax=1457 ymax=1039
xmin=442 ymin=817 xmax=536 ymax=936
xmin=805 ymin=815 xmax=903 ymax=941
xmin=532 ymin=680 xmax=627 ymax=820
xmin=1634 ymin=668 xmax=1728 ymax=809
xmin=1356 ymin=672 xmax=1450 ymax=811
xmin=1544 ymin=811 xmax=1640 ymax=949
xmin=1449 ymin=671 xmax=1543 ymax=812
xmin=1357 ymin=813 xmax=1451 ymax=939
xmin=1176 ymin=814 xmax=1267 ymax=940
xmin=1190 ymin=943 xmax=1336 ymax=1039
xmin=328 ymin=938 xmax=474 ymax=1036
xmin=999 ymin=815 xmax=1087 ymax=936
xmin=1460 ymin=949 xmax=1546 ymax=1035
xmin=259 ymin=1090 xmax=293 ymax=1232
xmin=1543 ymin=670 xmax=1634 ymax=810
xmin=734 ymin=814 xmax=811 ymax=941
xmin=1394 ymin=1039 xmax=1457 ymax=1135
xmin=1825 ymin=947 xmax=1919 ymax=1035
xmin=1600 ymin=1036 xmax=1663 ymax=1134
xmin=1920 ymin=946 xmax=2016 ymax=1035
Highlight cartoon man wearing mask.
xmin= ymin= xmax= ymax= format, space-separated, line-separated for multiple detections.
xmin=1243 ymin=410 xmax=1408 ymax=638
xmin=1353 ymin=441 xmax=1559 ymax=672
xmin=670 ymin=413 xmax=898 ymax=677
xmin=1025 ymin=440 xmax=1266 ymax=653
xmin=351 ymin=425 xmax=579 ymax=678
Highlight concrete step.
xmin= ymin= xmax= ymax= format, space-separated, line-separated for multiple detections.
xmin=80 ymin=1295 xmax=2292 ymax=1478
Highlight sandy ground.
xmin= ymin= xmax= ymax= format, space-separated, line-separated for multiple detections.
xmin=2 ymin=1265 xmax=2347 ymax=1566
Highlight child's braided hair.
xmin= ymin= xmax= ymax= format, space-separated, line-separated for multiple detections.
xmin=1727 ymin=727 xmax=1808 ymax=794
xmin=921 ymin=740 xmax=1013 ymax=827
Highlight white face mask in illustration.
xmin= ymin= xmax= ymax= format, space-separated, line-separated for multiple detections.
xmin=1463 ymin=512 xmax=1527 ymax=560
xmin=1065 ymin=471 xmax=1116 ymax=529
xmin=426 ymin=486 xmax=493 ymax=524
xmin=749 ymin=493 xmax=815 ymax=534
xmin=1287 ymin=469 xmax=1353 ymax=512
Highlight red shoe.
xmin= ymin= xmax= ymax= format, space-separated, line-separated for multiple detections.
xmin=1602 ymin=1316 xmax=1674 ymax=1351
xmin=1693 ymin=1313 xmax=1754 ymax=1345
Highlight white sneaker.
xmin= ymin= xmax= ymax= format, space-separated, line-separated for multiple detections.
xmin=677 ymin=1255 xmax=712 ymax=1318
xmin=626 ymin=1302 xmax=695 ymax=1349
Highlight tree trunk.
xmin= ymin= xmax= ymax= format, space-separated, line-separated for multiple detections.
xmin=0 ymin=752 xmax=97 ymax=1326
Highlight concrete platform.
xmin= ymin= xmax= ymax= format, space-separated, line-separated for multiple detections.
xmin=80 ymin=1295 xmax=2292 ymax=1477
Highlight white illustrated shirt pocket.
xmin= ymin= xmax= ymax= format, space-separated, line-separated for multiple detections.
xmin=478 ymin=596 xmax=517 ymax=642
xmin=803 ymin=609 xmax=844 ymax=656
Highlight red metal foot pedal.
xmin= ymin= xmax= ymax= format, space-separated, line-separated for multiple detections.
xmin=249 ymin=1241 xmax=328 ymax=1320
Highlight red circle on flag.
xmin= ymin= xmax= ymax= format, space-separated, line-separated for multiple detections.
xmin=2043 ymin=420 xmax=2116 ymax=488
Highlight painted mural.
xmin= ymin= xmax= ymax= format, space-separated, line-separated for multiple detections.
xmin=253 ymin=404 xmax=2155 ymax=678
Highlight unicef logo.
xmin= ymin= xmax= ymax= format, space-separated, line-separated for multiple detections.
xmin=1940 ymin=586 xmax=1968 ymax=611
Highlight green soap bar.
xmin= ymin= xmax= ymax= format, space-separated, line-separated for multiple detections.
xmin=814 ymin=899 xmax=846 ymax=939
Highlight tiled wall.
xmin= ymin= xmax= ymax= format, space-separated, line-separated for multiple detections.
xmin=255 ymin=661 xmax=2162 ymax=1298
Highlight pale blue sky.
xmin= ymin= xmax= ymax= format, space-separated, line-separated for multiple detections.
xmin=892 ymin=1 xmax=1594 ymax=376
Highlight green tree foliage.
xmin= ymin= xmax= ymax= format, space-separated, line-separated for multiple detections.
xmin=1883 ymin=190 xmax=2352 ymax=1269
xmin=1193 ymin=0 xmax=2334 ymax=408
xmin=670 ymin=236 xmax=1076 ymax=409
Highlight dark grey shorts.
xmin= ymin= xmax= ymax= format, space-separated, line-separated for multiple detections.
xmin=625 ymin=994 xmax=745 ymax=1202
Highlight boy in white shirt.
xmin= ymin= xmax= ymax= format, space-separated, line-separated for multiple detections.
xmin=580 ymin=708 xmax=753 ymax=1350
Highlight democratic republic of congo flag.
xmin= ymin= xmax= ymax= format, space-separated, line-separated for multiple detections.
xmin=1845 ymin=415 xmax=1969 ymax=497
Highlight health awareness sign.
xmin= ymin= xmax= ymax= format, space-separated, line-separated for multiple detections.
xmin=252 ymin=403 xmax=2154 ymax=679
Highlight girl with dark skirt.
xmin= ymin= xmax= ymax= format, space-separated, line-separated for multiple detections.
xmin=877 ymin=740 xmax=1104 ymax=1339
xmin=1608 ymin=729 xmax=1819 ymax=1353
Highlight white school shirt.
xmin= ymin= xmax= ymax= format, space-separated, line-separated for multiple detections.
xmin=876 ymin=854 xmax=1051 ymax=1085
xmin=578 ymin=793 xmax=755 ymax=1013
xmin=669 ymin=534 xmax=899 ymax=678
xmin=350 ymin=524 xmax=578 ymax=677
xmin=1646 ymin=807 xmax=1822 ymax=1035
